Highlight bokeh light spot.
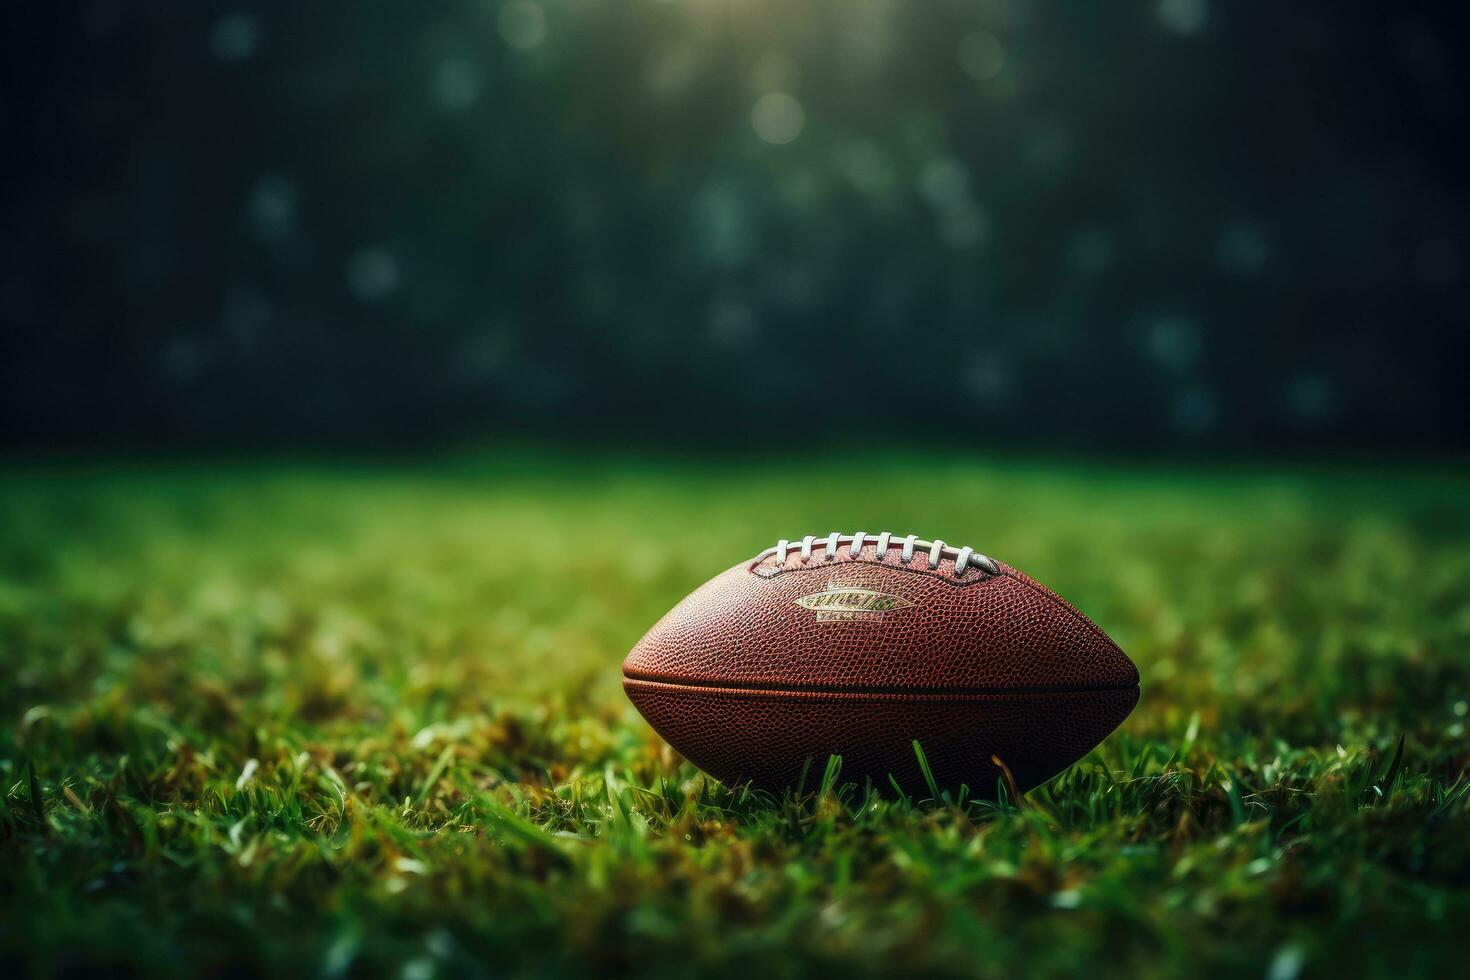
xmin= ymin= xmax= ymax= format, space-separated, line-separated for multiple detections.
xmin=346 ymin=248 xmax=401 ymax=303
xmin=918 ymin=157 xmax=985 ymax=248
xmin=940 ymin=206 xmax=989 ymax=249
xmin=776 ymin=168 xmax=822 ymax=208
xmin=693 ymin=184 xmax=756 ymax=268
xmin=958 ymin=32 xmax=1005 ymax=81
xmin=211 ymin=12 xmax=262 ymax=62
xmin=646 ymin=45 xmax=700 ymax=96
xmin=498 ymin=1 xmax=548 ymax=50
xmin=917 ymin=156 xmax=970 ymax=209
xmin=963 ymin=351 xmax=1014 ymax=404
xmin=160 ymin=335 xmax=209 ymax=382
xmin=450 ymin=325 xmax=512 ymax=387
xmin=1218 ymin=221 xmax=1270 ymax=275
xmin=751 ymin=93 xmax=805 ymax=145
xmin=248 ymin=175 xmax=298 ymax=242
xmin=1142 ymin=314 xmax=1202 ymax=373
xmin=433 ymin=59 xmax=483 ymax=110
xmin=1023 ymin=123 xmax=1075 ymax=172
xmin=835 ymin=141 xmax=897 ymax=198
xmin=1156 ymin=0 xmax=1208 ymax=36
xmin=1287 ymin=375 xmax=1334 ymax=422
xmin=1068 ymin=227 xmax=1116 ymax=277
xmin=707 ymin=300 xmax=758 ymax=350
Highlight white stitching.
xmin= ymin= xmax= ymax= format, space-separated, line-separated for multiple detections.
xmin=758 ymin=532 xmax=999 ymax=576
xmin=955 ymin=546 xmax=974 ymax=575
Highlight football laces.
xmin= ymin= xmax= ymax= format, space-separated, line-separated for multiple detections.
xmin=759 ymin=532 xmax=1000 ymax=576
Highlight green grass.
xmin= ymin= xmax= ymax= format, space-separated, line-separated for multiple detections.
xmin=2 ymin=451 xmax=1469 ymax=978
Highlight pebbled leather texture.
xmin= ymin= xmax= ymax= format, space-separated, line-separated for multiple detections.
xmin=624 ymin=681 xmax=1139 ymax=797
xmin=623 ymin=541 xmax=1140 ymax=797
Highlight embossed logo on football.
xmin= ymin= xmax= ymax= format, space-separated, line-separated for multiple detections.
xmin=794 ymin=579 xmax=913 ymax=622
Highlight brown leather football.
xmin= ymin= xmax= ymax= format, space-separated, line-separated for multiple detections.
xmin=623 ymin=532 xmax=1139 ymax=799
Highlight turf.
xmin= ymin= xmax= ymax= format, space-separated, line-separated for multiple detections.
xmin=2 ymin=451 xmax=1468 ymax=978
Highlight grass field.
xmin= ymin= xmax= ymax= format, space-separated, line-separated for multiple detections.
xmin=2 ymin=451 xmax=1469 ymax=978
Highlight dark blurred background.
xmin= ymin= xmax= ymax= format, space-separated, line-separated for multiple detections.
xmin=3 ymin=0 xmax=1467 ymax=453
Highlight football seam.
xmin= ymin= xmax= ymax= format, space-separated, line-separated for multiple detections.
xmin=622 ymin=675 xmax=1141 ymax=698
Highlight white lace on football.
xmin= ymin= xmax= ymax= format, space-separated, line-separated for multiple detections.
xmin=760 ymin=532 xmax=1000 ymax=576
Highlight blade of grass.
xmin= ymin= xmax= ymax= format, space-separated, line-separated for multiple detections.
xmin=27 ymin=760 xmax=49 ymax=837
xmin=419 ymin=745 xmax=456 ymax=804
xmin=1377 ymin=733 xmax=1407 ymax=797
xmin=991 ymin=755 xmax=1024 ymax=810
xmin=913 ymin=740 xmax=941 ymax=803
xmin=818 ymin=754 xmax=842 ymax=798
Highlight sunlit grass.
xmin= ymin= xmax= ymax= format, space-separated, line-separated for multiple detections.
xmin=2 ymin=451 xmax=1468 ymax=977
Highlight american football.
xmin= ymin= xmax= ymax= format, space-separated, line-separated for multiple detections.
xmin=624 ymin=532 xmax=1139 ymax=798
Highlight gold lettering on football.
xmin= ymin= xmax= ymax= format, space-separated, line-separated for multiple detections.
xmin=794 ymin=581 xmax=913 ymax=622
